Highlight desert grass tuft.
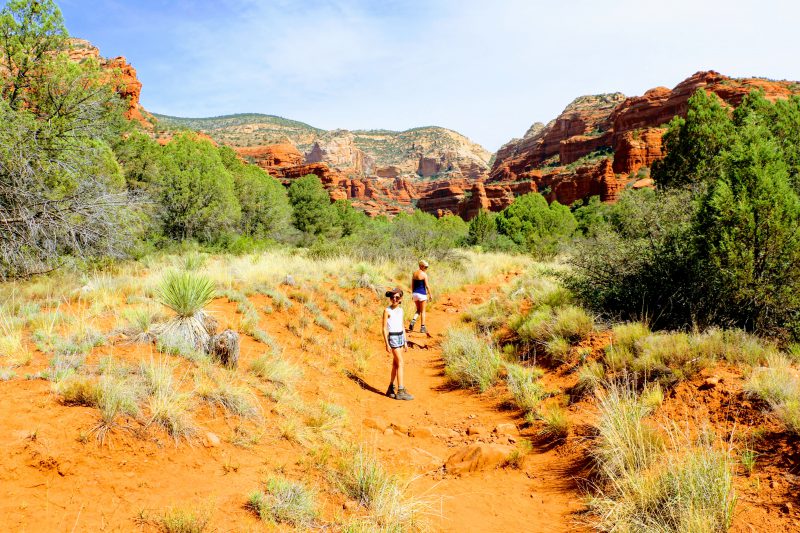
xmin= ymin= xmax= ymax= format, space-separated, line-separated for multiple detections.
xmin=504 ymin=362 xmax=546 ymax=413
xmin=441 ymin=327 xmax=501 ymax=392
xmin=250 ymin=352 xmax=302 ymax=387
xmin=335 ymin=446 xmax=428 ymax=531
xmin=194 ymin=368 xmax=261 ymax=419
xmin=158 ymin=503 xmax=212 ymax=533
xmin=538 ymin=406 xmax=570 ymax=440
xmin=247 ymin=476 xmax=318 ymax=526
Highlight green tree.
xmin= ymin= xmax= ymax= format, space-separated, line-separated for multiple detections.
xmin=332 ymin=199 xmax=366 ymax=237
xmin=218 ymin=146 xmax=291 ymax=239
xmin=695 ymin=117 xmax=800 ymax=335
xmin=496 ymin=192 xmax=576 ymax=255
xmin=651 ymin=90 xmax=734 ymax=189
xmin=287 ymin=174 xmax=336 ymax=237
xmin=0 ymin=0 xmax=67 ymax=109
xmin=158 ymin=133 xmax=240 ymax=241
xmin=0 ymin=1 xmax=137 ymax=278
xmin=467 ymin=209 xmax=497 ymax=246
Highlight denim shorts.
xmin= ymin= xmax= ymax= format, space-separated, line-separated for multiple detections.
xmin=388 ymin=332 xmax=406 ymax=349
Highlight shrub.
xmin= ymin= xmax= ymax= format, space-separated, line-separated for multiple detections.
xmin=441 ymin=328 xmax=501 ymax=392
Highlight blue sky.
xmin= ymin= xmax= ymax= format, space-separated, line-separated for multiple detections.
xmin=53 ymin=0 xmax=800 ymax=151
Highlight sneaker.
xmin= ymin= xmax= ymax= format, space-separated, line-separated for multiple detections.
xmin=407 ymin=320 xmax=416 ymax=332
xmin=395 ymin=387 xmax=414 ymax=401
xmin=420 ymin=325 xmax=428 ymax=334
xmin=386 ymin=384 xmax=396 ymax=399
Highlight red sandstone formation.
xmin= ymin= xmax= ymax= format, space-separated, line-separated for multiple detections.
xmin=609 ymin=70 xmax=798 ymax=174
xmin=68 ymin=39 xmax=149 ymax=126
xmin=487 ymin=71 xmax=800 ymax=217
xmin=491 ymin=93 xmax=626 ymax=182
xmin=236 ymin=144 xmax=304 ymax=168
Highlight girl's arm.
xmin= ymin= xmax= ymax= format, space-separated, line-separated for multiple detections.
xmin=382 ymin=308 xmax=390 ymax=352
xmin=424 ymin=273 xmax=433 ymax=301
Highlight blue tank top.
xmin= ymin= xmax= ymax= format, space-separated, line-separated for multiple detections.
xmin=412 ymin=278 xmax=426 ymax=295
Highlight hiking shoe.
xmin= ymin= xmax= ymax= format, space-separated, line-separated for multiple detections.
xmin=386 ymin=384 xmax=396 ymax=399
xmin=419 ymin=325 xmax=428 ymax=334
xmin=395 ymin=387 xmax=414 ymax=401
xmin=407 ymin=320 xmax=416 ymax=332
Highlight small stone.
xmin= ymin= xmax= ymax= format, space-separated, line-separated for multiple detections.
xmin=390 ymin=423 xmax=409 ymax=435
xmin=467 ymin=414 xmax=477 ymax=419
xmin=699 ymin=376 xmax=721 ymax=390
xmin=494 ymin=423 xmax=516 ymax=435
xmin=384 ymin=428 xmax=394 ymax=436
xmin=506 ymin=436 xmax=517 ymax=445
xmin=784 ymin=502 xmax=794 ymax=514
xmin=467 ymin=426 xmax=486 ymax=436
xmin=205 ymin=432 xmax=221 ymax=447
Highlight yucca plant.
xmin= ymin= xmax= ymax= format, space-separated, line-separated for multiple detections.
xmin=155 ymin=271 xmax=216 ymax=351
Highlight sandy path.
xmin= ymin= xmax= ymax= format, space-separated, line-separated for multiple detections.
xmin=339 ymin=278 xmax=588 ymax=532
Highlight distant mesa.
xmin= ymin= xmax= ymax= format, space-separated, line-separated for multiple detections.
xmin=77 ymin=38 xmax=800 ymax=218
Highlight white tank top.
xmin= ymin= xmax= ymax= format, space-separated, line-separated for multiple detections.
xmin=386 ymin=306 xmax=404 ymax=333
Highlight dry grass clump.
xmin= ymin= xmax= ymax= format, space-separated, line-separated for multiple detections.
xmin=158 ymin=503 xmax=212 ymax=533
xmin=247 ymin=476 xmax=318 ymax=527
xmin=120 ymin=307 xmax=161 ymax=343
xmin=603 ymin=324 xmax=783 ymax=389
xmin=335 ymin=446 xmax=427 ymax=531
xmin=0 ymin=366 xmax=16 ymax=380
xmin=194 ymin=367 xmax=261 ymax=419
xmin=551 ymin=305 xmax=595 ymax=341
xmin=593 ymin=382 xmax=664 ymax=479
xmin=504 ymin=362 xmax=546 ymax=413
xmin=305 ymin=400 xmax=348 ymax=435
xmin=140 ymin=359 xmax=195 ymax=441
xmin=576 ymin=360 xmax=606 ymax=394
xmin=745 ymin=354 xmax=800 ymax=435
xmin=249 ymin=352 xmax=302 ymax=387
xmin=538 ymin=406 xmax=570 ymax=440
xmin=589 ymin=381 xmax=736 ymax=532
xmin=57 ymin=373 xmax=140 ymax=442
xmin=155 ymin=271 xmax=216 ymax=351
xmin=441 ymin=327 xmax=501 ymax=392
xmin=462 ymin=296 xmax=513 ymax=332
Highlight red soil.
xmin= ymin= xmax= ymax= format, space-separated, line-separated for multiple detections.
xmin=1 ymin=273 xmax=798 ymax=531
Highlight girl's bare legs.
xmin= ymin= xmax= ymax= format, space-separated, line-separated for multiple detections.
xmin=391 ymin=347 xmax=404 ymax=388
xmin=420 ymin=300 xmax=427 ymax=329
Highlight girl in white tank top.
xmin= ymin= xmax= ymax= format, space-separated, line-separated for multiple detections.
xmin=382 ymin=288 xmax=413 ymax=401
